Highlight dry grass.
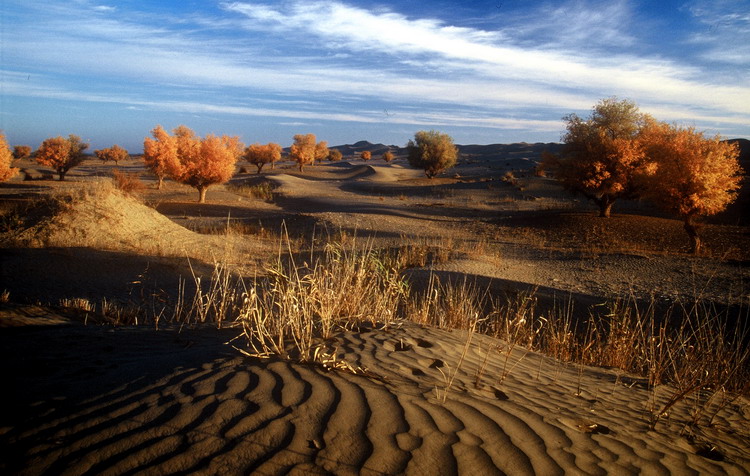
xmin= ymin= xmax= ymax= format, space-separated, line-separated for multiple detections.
xmin=112 ymin=169 xmax=145 ymax=195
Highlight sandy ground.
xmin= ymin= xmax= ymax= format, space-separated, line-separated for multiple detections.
xmin=1 ymin=151 xmax=749 ymax=474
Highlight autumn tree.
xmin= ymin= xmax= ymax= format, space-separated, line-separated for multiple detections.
xmin=328 ymin=149 xmax=343 ymax=162
xmin=381 ymin=150 xmax=394 ymax=162
xmin=12 ymin=145 xmax=31 ymax=161
xmin=143 ymin=125 xmax=179 ymax=189
xmin=551 ymin=97 xmax=649 ymax=217
xmin=94 ymin=144 xmax=129 ymax=164
xmin=407 ymin=130 xmax=458 ymax=178
xmin=639 ymin=121 xmax=743 ymax=253
xmin=315 ymin=140 xmax=329 ymax=163
xmin=0 ymin=133 xmax=18 ymax=182
xmin=166 ymin=125 xmax=243 ymax=203
xmin=35 ymin=134 xmax=89 ymax=181
xmin=290 ymin=133 xmax=317 ymax=171
xmin=243 ymin=142 xmax=282 ymax=174
xmin=361 ymin=150 xmax=372 ymax=161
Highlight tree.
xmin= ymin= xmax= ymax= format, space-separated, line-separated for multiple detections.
xmin=361 ymin=150 xmax=372 ymax=161
xmin=243 ymin=142 xmax=282 ymax=174
xmin=143 ymin=125 xmax=179 ymax=189
xmin=328 ymin=149 xmax=343 ymax=162
xmin=315 ymin=140 xmax=329 ymax=163
xmin=639 ymin=121 xmax=743 ymax=253
xmin=12 ymin=145 xmax=31 ymax=161
xmin=381 ymin=150 xmax=394 ymax=162
xmin=94 ymin=144 xmax=129 ymax=164
xmin=35 ymin=134 xmax=88 ymax=181
xmin=168 ymin=125 xmax=242 ymax=203
xmin=290 ymin=133 xmax=317 ymax=171
xmin=0 ymin=133 xmax=18 ymax=182
xmin=407 ymin=130 xmax=458 ymax=178
xmin=552 ymin=97 xmax=649 ymax=217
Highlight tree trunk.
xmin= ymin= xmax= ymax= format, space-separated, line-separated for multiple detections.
xmin=256 ymin=164 xmax=264 ymax=174
xmin=157 ymin=175 xmax=164 ymax=190
xmin=198 ymin=186 xmax=208 ymax=203
xmin=684 ymin=215 xmax=701 ymax=254
xmin=594 ymin=196 xmax=614 ymax=217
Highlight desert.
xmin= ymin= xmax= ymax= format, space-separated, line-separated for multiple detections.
xmin=1 ymin=138 xmax=749 ymax=475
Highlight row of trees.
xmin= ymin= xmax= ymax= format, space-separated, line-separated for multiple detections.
xmin=547 ymin=97 xmax=744 ymax=253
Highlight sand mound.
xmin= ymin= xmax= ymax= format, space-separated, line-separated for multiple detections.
xmin=3 ymin=183 xmax=252 ymax=260
xmin=3 ymin=321 xmax=748 ymax=474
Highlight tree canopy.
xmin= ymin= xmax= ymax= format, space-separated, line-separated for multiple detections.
xmin=94 ymin=144 xmax=129 ymax=164
xmin=552 ymin=98 xmax=649 ymax=217
xmin=406 ymin=130 xmax=458 ymax=178
xmin=639 ymin=120 xmax=743 ymax=253
xmin=243 ymin=143 xmax=282 ymax=174
xmin=0 ymin=133 xmax=18 ymax=182
xmin=290 ymin=134 xmax=317 ymax=171
xmin=35 ymin=134 xmax=88 ymax=180
xmin=143 ymin=125 xmax=179 ymax=189
xmin=12 ymin=145 xmax=31 ymax=161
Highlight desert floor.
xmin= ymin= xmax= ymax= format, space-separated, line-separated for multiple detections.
xmin=1 ymin=151 xmax=749 ymax=474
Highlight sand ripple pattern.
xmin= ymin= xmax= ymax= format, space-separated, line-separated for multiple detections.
xmin=2 ymin=324 xmax=749 ymax=475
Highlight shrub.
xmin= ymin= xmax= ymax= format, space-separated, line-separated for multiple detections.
xmin=0 ymin=133 xmax=18 ymax=182
xmin=381 ymin=151 xmax=394 ymax=162
xmin=328 ymin=149 xmax=343 ymax=162
xmin=361 ymin=150 xmax=372 ymax=161
xmin=407 ymin=130 xmax=458 ymax=178
xmin=112 ymin=169 xmax=145 ymax=195
xmin=12 ymin=145 xmax=31 ymax=161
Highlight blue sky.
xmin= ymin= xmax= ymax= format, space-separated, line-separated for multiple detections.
xmin=1 ymin=0 xmax=748 ymax=151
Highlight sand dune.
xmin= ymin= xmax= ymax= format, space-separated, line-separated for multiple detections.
xmin=2 ymin=320 xmax=748 ymax=475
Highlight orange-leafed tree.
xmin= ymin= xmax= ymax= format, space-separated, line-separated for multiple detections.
xmin=94 ymin=144 xmax=129 ymax=164
xmin=328 ymin=149 xmax=343 ymax=162
xmin=290 ymin=133 xmax=317 ymax=171
xmin=315 ymin=140 xmax=329 ymax=163
xmin=639 ymin=121 xmax=744 ymax=253
xmin=143 ymin=125 xmax=179 ymax=189
xmin=381 ymin=150 xmax=394 ymax=162
xmin=551 ymin=98 xmax=649 ymax=217
xmin=407 ymin=130 xmax=458 ymax=178
xmin=36 ymin=134 xmax=88 ymax=181
xmin=243 ymin=142 xmax=282 ymax=174
xmin=0 ymin=133 xmax=19 ymax=182
xmin=169 ymin=126 xmax=243 ymax=203
xmin=361 ymin=150 xmax=372 ymax=161
xmin=12 ymin=145 xmax=31 ymax=161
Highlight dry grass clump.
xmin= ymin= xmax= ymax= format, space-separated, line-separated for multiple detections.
xmin=112 ymin=169 xmax=145 ymax=195
xmin=228 ymin=181 xmax=275 ymax=201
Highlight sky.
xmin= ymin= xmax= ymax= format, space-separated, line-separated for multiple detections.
xmin=1 ymin=0 xmax=748 ymax=151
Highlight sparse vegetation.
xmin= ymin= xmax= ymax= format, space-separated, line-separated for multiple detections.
xmin=361 ymin=150 xmax=371 ymax=161
xmin=407 ymin=130 xmax=458 ymax=178
xmin=112 ymin=169 xmax=145 ymax=195
xmin=382 ymin=150 xmax=394 ymax=162
xmin=12 ymin=145 xmax=31 ymax=161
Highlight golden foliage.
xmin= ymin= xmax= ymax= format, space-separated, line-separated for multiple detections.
xmin=0 ymin=133 xmax=19 ymax=182
xmin=555 ymin=98 xmax=648 ymax=217
xmin=407 ymin=130 xmax=457 ymax=178
xmin=328 ymin=149 xmax=343 ymax=162
xmin=361 ymin=150 xmax=372 ymax=161
xmin=12 ymin=145 xmax=31 ymax=161
xmin=290 ymin=133 xmax=317 ymax=171
xmin=639 ymin=121 xmax=743 ymax=253
xmin=381 ymin=151 xmax=394 ymax=162
xmin=143 ymin=125 xmax=179 ymax=189
xmin=243 ymin=142 xmax=282 ymax=173
xmin=315 ymin=140 xmax=329 ymax=162
xmin=94 ymin=144 xmax=129 ymax=164
xmin=36 ymin=134 xmax=88 ymax=180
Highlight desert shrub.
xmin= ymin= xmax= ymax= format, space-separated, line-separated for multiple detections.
xmin=0 ymin=133 xmax=18 ymax=182
xmin=243 ymin=142 xmax=282 ymax=173
xmin=112 ymin=169 xmax=145 ymax=195
xmin=502 ymin=171 xmax=517 ymax=185
xmin=230 ymin=181 xmax=275 ymax=201
xmin=94 ymin=144 xmax=129 ymax=164
xmin=289 ymin=133 xmax=317 ymax=171
xmin=328 ymin=149 xmax=343 ymax=162
xmin=551 ymin=97 xmax=650 ymax=217
xmin=35 ymin=134 xmax=88 ymax=181
xmin=315 ymin=140 xmax=329 ymax=163
xmin=12 ymin=145 xmax=31 ymax=161
xmin=361 ymin=150 xmax=372 ymax=161
xmin=381 ymin=151 xmax=394 ymax=162
xmin=407 ymin=130 xmax=458 ymax=178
